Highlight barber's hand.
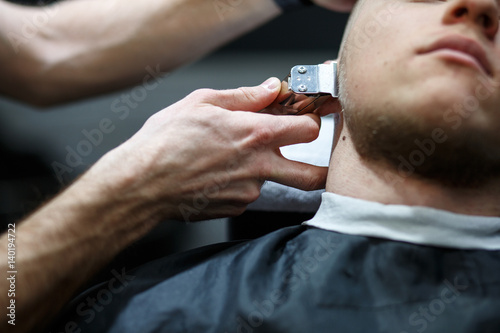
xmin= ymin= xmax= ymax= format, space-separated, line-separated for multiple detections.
xmin=312 ymin=0 xmax=357 ymax=12
xmin=89 ymin=78 xmax=327 ymax=222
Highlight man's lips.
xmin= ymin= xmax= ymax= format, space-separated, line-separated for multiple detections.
xmin=418 ymin=35 xmax=492 ymax=76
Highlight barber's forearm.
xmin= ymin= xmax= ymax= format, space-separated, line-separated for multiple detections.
xmin=0 ymin=164 xmax=159 ymax=333
xmin=0 ymin=76 xmax=327 ymax=332
xmin=0 ymin=0 xmax=281 ymax=106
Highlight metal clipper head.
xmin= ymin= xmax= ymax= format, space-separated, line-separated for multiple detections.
xmin=261 ymin=62 xmax=338 ymax=116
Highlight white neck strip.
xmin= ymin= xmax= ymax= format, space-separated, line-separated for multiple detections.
xmin=303 ymin=192 xmax=500 ymax=250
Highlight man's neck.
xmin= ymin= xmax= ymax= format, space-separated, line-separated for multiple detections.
xmin=326 ymin=121 xmax=500 ymax=217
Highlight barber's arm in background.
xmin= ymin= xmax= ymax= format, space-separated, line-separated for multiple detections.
xmin=0 ymin=0 xmax=355 ymax=107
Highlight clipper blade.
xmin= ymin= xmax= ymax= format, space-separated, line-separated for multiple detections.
xmin=261 ymin=62 xmax=338 ymax=116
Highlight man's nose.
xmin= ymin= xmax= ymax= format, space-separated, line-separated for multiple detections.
xmin=442 ymin=0 xmax=499 ymax=40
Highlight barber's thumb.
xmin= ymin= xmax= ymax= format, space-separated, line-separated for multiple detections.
xmin=214 ymin=77 xmax=281 ymax=112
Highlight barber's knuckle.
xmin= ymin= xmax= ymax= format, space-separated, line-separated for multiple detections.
xmin=304 ymin=120 xmax=321 ymax=141
xmin=144 ymin=112 xmax=159 ymax=124
xmin=231 ymin=179 xmax=262 ymax=205
xmin=231 ymin=205 xmax=248 ymax=217
xmin=248 ymin=127 xmax=275 ymax=147
xmin=241 ymin=185 xmax=261 ymax=204
xmin=189 ymin=88 xmax=216 ymax=101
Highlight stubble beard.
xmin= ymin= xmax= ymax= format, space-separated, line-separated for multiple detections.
xmin=342 ymin=101 xmax=500 ymax=188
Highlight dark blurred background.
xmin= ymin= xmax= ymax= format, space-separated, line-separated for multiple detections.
xmin=0 ymin=0 xmax=348 ymax=267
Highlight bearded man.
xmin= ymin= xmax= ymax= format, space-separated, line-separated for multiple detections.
xmin=43 ymin=0 xmax=500 ymax=331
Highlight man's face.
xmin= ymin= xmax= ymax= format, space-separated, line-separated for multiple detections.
xmin=339 ymin=0 xmax=500 ymax=186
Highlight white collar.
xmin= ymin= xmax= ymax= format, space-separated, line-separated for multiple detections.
xmin=303 ymin=192 xmax=500 ymax=250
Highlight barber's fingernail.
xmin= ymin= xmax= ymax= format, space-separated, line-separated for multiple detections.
xmin=260 ymin=77 xmax=280 ymax=90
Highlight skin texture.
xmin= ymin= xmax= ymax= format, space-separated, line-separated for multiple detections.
xmin=0 ymin=0 xmax=356 ymax=106
xmin=328 ymin=0 xmax=500 ymax=215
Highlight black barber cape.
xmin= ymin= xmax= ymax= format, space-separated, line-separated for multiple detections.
xmin=47 ymin=226 xmax=500 ymax=333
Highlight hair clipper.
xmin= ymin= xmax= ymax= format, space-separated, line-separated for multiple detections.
xmin=261 ymin=61 xmax=338 ymax=115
